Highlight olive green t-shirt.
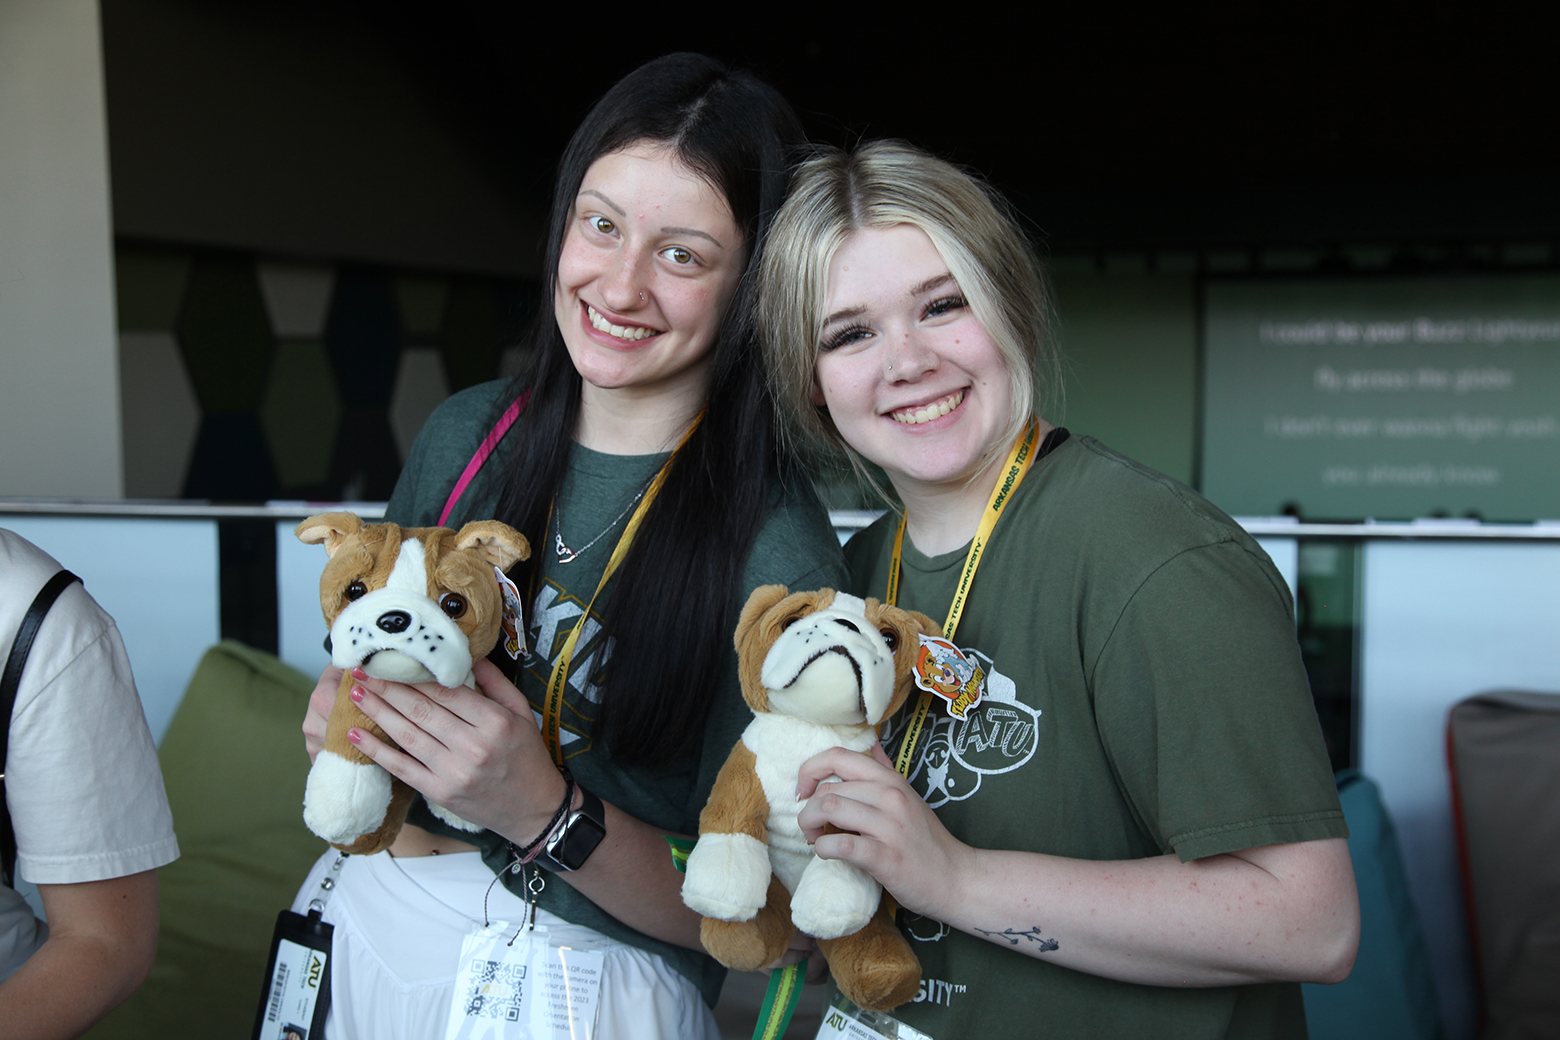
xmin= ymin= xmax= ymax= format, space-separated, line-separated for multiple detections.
xmin=844 ymin=435 xmax=1345 ymax=1039
xmin=387 ymin=380 xmax=847 ymax=1006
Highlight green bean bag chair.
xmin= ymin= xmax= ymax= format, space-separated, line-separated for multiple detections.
xmin=87 ymin=641 xmax=327 ymax=1038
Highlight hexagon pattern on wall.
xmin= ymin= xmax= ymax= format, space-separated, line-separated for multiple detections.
xmin=175 ymin=255 xmax=278 ymax=499
xmin=259 ymin=261 xmax=335 ymax=338
xmin=325 ymin=268 xmax=401 ymax=411
xmin=177 ymin=255 xmax=276 ymax=414
xmin=390 ymin=347 xmax=451 ymax=462
xmin=261 ymin=340 xmax=342 ymax=492
xmin=116 ymin=248 xmax=191 ymax=332
xmin=118 ymin=331 xmax=201 ymax=498
xmin=114 ymin=242 xmax=530 ymax=502
xmin=395 ymin=273 xmax=449 ymax=337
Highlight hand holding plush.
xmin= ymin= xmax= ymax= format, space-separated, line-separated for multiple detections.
xmin=682 ymin=585 xmax=936 ymax=1011
xmin=296 ymin=512 xmax=529 ymax=854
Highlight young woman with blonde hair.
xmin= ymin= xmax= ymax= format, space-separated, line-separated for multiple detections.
xmin=759 ymin=140 xmax=1358 ymax=1038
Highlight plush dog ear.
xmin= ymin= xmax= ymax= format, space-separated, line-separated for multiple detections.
xmin=904 ymin=609 xmax=939 ymax=640
xmin=734 ymin=584 xmax=793 ymax=658
xmin=453 ymin=521 xmax=531 ymax=572
xmin=865 ymin=598 xmax=941 ymax=645
xmin=732 ymin=585 xmax=794 ymax=714
xmin=867 ymin=602 xmax=943 ymax=718
xmin=296 ymin=512 xmax=365 ymax=557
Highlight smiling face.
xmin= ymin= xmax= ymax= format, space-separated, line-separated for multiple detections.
xmin=812 ymin=223 xmax=1014 ymax=496
xmin=554 ymin=142 xmax=746 ymax=412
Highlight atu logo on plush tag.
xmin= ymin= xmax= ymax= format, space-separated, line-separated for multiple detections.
xmin=495 ymin=567 xmax=527 ymax=661
xmin=912 ymin=636 xmax=986 ymax=719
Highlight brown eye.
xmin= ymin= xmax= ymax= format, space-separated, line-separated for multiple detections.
xmin=781 ymin=614 xmax=803 ymax=631
xmin=439 ymin=593 xmax=467 ymax=619
xmin=879 ymin=628 xmax=899 ymax=652
xmin=345 ymin=581 xmax=367 ymax=601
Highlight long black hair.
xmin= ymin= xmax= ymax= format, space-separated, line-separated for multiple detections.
xmin=493 ymin=53 xmax=807 ymax=766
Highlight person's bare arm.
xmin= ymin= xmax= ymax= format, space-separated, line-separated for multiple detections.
xmin=0 ymin=870 xmax=160 ymax=1039
xmin=797 ymin=745 xmax=1359 ymax=988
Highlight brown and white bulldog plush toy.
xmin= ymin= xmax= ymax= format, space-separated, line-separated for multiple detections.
xmin=296 ymin=512 xmax=529 ymax=855
xmin=682 ymin=585 xmax=937 ymax=1011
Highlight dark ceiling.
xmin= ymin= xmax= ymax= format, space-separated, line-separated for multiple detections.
xmin=105 ymin=2 xmax=1560 ymax=258
xmin=387 ymin=3 xmax=1560 ymax=252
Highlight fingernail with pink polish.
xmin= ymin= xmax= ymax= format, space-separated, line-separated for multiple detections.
xmin=350 ymin=686 xmax=364 ymax=703
xmin=347 ymin=728 xmax=361 ymax=744
xmin=352 ymin=666 xmax=367 ymax=681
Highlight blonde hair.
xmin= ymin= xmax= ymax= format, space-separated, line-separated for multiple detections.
xmin=759 ymin=140 xmax=1059 ymax=479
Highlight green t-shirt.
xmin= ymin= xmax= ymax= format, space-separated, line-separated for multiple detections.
xmin=386 ymin=380 xmax=847 ymax=1006
xmin=844 ymin=435 xmax=1346 ymax=1039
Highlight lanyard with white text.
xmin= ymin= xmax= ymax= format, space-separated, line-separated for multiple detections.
xmin=541 ymin=413 xmax=703 ymax=766
xmin=888 ymin=416 xmax=1040 ymax=777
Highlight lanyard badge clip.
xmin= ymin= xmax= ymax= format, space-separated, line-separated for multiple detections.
xmin=252 ymin=854 xmax=344 ymax=1040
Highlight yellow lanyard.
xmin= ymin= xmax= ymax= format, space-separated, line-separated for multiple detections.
xmin=540 ymin=413 xmax=703 ymax=766
xmin=889 ymin=416 xmax=1040 ymax=776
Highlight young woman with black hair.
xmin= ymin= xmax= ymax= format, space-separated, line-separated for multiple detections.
xmin=294 ymin=54 xmax=843 ymax=1038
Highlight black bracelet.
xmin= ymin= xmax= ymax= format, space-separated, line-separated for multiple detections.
xmin=509 ymin=768 xmax=575 ymax=865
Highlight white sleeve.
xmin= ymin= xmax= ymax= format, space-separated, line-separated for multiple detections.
xmin=6 ymin=582 xmax=179 ymax=884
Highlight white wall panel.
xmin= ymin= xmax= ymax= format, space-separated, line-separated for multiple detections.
xmin=3 ymin=516 xmax=219 ymax=744
xmin=0 ymin=0 xmax=122 ymax=496
xmin=277 ymin=519 xmax=333 ymax=680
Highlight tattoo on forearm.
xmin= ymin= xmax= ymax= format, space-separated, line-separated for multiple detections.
xmin=975 ymin=926 xmax=1060 ymax=952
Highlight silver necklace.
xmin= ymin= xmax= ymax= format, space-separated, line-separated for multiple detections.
xmin=554 ymin=483 xmax=650 ymax=564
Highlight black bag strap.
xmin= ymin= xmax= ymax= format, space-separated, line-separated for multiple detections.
xmin=2 ymin=569 xmax=81 ymax=888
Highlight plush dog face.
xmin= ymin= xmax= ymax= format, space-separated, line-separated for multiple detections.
xmin=296 ymin=512 xmax=530 ymax=687
xmin=733 ymin=586 xmax=938 ymax=726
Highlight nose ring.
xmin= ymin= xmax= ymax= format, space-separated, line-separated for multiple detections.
xmin=638 ymin=291 xmax=645 ymax=302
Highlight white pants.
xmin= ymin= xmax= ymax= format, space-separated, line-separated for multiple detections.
xmin=291 ymin=849 xmax=720 ymax=1040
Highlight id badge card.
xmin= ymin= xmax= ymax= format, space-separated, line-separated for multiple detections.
xmin=445 ymin=922 xmax=606 ymax=1040
xmin=252 ymin=909 xmax=332 ymax=1040
xmin=815 ymin=991 xmax=934 ymax=1040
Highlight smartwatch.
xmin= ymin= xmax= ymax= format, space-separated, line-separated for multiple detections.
xmin=535 ymin=785 xmax=606 ymax=872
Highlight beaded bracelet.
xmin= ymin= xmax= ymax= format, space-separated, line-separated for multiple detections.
xmin=509 ymin=768 xmax=577 ymax=866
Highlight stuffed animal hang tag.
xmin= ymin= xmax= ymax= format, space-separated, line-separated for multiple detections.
xmin=444 ymin=923 xmax=604 ymax=1040
xmin=495 ymin=566 xmax=526 ymax=661
xmin=912 ymin=635 xmax=986 ymax=719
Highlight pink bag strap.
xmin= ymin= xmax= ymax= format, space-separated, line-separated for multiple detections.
xmin=437 ymin=389 xmax=531 ymax=527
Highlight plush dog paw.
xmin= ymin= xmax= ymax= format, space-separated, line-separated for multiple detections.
xmin=425 ymin=801 xmax=483 ymax=832
xmin=681 ymin=833 xmax=771 ymax=922
xmin=790 ymin=856 xmax=879 ymax=939
xmin=303 ymin=751 xmax=393 ymax=844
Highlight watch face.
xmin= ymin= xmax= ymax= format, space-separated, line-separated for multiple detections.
xmin=555 ymin=814 xmax=606 ymax=871
xmin=542 ymin=791 xmax=607 ymax=872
